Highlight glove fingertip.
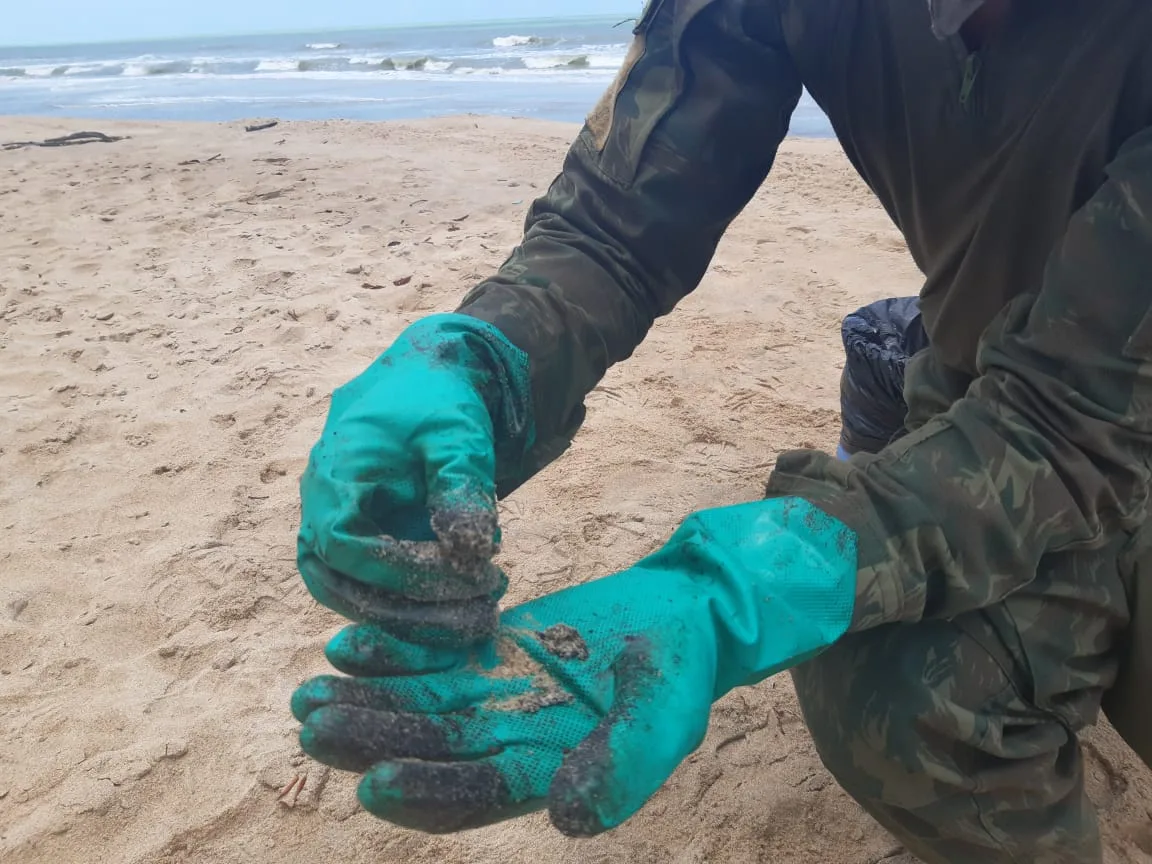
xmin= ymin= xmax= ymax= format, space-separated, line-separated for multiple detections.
xmin=547 ymin=723 xmax=619 ymax=837
xmin=297 ymin=719 xmax=319 ymax=756
xmin=357 ymin=762 xmax=400 ymax=816
xmin=290 ymin=675 xmax=341 ymax=723
xmin=298 ymin=705 xmax=385 ymax=773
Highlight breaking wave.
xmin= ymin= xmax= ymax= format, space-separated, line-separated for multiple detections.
xmin=492 ymin=35 xmax=548 ymax=47
xmin=0 ymin=47 xmax=627 ymax=81
xmin=522 ymin=53 xmax=625 ymax=70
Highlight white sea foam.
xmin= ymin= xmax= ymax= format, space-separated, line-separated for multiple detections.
xmin=59 ymin=61 xmax=116 ymax=76
xmin=493 ymin=35 xmax=540 ymax=47
xmin=24 ymin=65 xmax=66 ymax=78
xmin=306 ymin=42 xmax=341 ymax=50
xmin=0 ymin=55 xmax=624 ymax=82
xmin=522 ymin=52 xmax=624 ymax=71
xmin=0 ymin=46 xmax=628 ymax=82
xmin=255 ymin=59 xmax=300 ymax=72
xmin=586 ymin=53 xmax=627 ymax=68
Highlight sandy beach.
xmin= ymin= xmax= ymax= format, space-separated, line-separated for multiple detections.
xmin=1 ymin=115 xmax=1150 ymax=863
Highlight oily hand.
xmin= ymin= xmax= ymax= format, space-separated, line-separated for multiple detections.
xmin=297 ymin=313 xmax=533 ymax=651
xmin=293 ymin=498 xmax=858 ymax=836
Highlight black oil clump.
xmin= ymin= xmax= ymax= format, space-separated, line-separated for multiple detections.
xmin=537 ymin=624 xmax=589 ymax=662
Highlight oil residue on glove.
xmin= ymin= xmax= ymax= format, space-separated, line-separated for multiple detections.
xmin=537 ymin=624 xmax=590 ymax=661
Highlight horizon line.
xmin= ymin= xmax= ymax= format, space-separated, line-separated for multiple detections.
xmin=0 ymin=13 xmax=638 ymax=51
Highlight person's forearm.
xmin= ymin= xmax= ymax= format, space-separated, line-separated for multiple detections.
xmin=767 ymin=126 xmax=1152 ymax=631
xmin=459 ymin=0 xmax=804 ymax=494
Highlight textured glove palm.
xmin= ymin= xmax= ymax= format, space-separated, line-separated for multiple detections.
xmin=297 ymin=313 xmax=533 ymax=648
xmin=292 ymin=497 xmax=857 ymax=836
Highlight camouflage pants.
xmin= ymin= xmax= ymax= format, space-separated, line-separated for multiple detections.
xmin=800 ymin=300 xmax=1140 ymax=862
xmin=791 ymin=537 xmax=1133 ymax=863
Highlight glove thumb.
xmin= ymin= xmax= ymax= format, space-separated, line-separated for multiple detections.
xmin=546 ymin=634 xmax=712 ymax=837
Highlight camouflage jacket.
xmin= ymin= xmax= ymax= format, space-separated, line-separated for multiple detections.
xmin=457 ymin=0 xmax=1152 ymax=632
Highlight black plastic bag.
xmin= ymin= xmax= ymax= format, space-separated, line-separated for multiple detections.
xmin=838 ymin=296 xmax=929 ymax=456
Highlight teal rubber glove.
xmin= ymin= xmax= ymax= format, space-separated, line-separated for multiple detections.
xmin=292 ymin=497 xmax=856 ymax=836
xmin=297 ymin=313 xmax=533 ymax=650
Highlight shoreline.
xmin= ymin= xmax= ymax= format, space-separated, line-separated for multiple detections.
xmin=0 ymin=112 xmax=837 ymax=141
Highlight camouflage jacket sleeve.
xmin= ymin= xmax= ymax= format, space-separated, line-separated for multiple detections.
xmin=767 ymin=127 xmax=1152 ymax=632
xmin=457 ymin=0 xmax=803 ymax=493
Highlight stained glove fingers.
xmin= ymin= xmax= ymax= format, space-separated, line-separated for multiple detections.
xmin=298 ymin=690 xmax=562 ymax=774
xmin=374 ymin=531 xmax=505 ymax=596
xmin=292 ymin=670 xmax=534 ymax=723
xmin=356 ymin=747 xmax=553 ymax=834
xmin=296 ymin=550 xmax=371 ymax=621
xmin=427 ymin=499 xmax=500 ymax=572
xmin=314 ymin=524 xmax=506 ymax=602
xmin=290 ymin=676 xmax=403 ymax=724
xmin=356 ymin=591 xmax=502 ymax=648
xmin=548 ymin=635 xmax=711 ymax=837
xmin=298 ymin=552 xmax=504 ymax=647
xmin=324 ymin=623 xmax=469 ymax=676
xmin=299 ymin=705 xmax=463 ymax=771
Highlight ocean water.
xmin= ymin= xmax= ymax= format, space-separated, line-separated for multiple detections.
xmin=0 ymin=16 xmax=834 ymax=136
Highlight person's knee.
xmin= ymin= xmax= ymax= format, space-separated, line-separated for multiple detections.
xmin=791 ymin=618 xmax=1069 ymax=808
xmin=792 ymin=625 xmax=953 ymax=809
xmin=792 ymin=620 xmax=1103 ymax=863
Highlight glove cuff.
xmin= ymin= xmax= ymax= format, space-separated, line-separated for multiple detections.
xmin=638 ymin=497 xmax=858 ymax=698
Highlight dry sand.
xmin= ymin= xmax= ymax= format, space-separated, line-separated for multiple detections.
xmin=1 ymin=115 xmax=1150 ymax=864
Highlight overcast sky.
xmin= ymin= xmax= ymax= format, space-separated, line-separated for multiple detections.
xmin=4 ymin=1 xmax=634 ymax=46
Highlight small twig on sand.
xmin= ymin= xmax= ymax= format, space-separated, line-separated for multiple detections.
xmin=245 ymin=120 xmax=279 ymax=133
xmin=178 ymin=153 xmax=223 ymax=166
xmin=2 ymin=131 xmax=127 ymax=151
xmin=277 ymin=774 xmax=306 ymax=808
